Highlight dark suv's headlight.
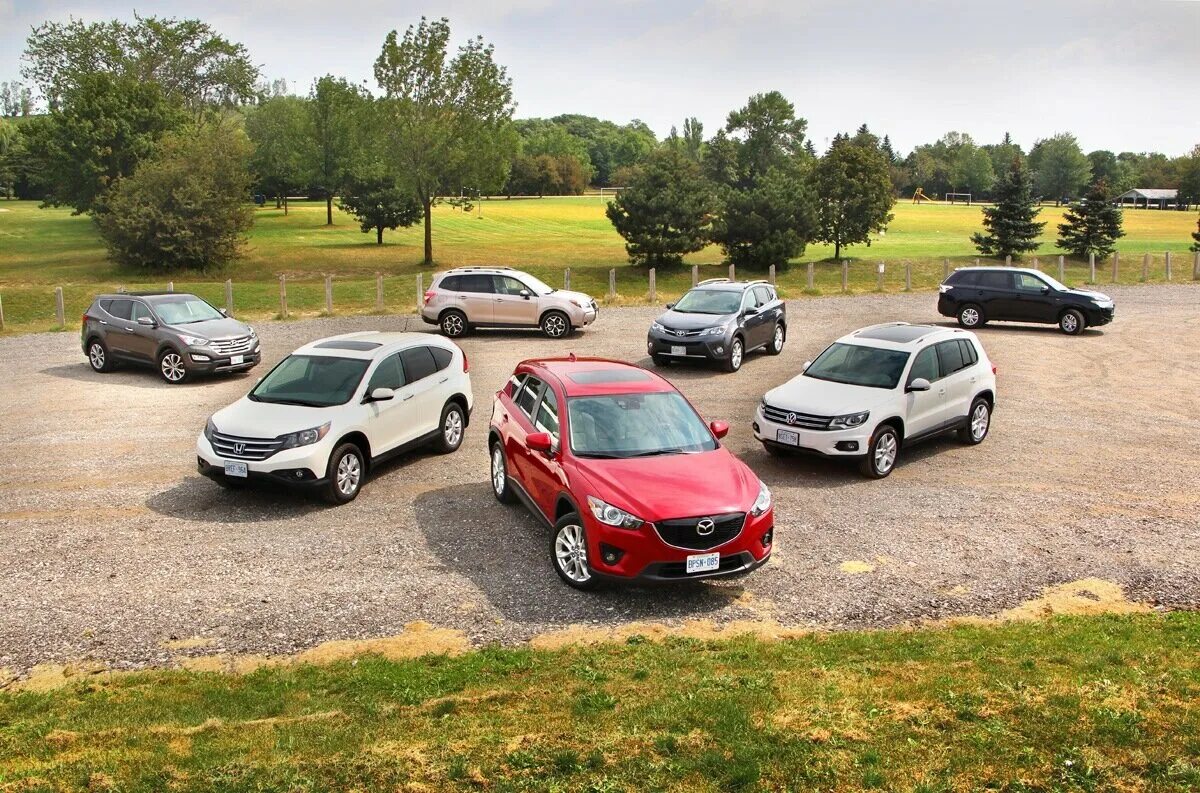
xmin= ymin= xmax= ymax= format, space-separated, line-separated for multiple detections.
xmin=278 ymin=422 xmax=332 ymax=449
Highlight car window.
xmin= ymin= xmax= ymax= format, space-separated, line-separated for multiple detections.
xmin=567 ymin=392 xmax=718 ymax=457
xmin=908 ymin=346 xmax=940 ymax=384
xmin=250 ymin=355 xmax=369 ymax=407
xmin=131 ymin=302 xmax=153 ymax=323
xmin=805 ymin=342 xmax=910 ymax=389
xmin=367 ymin=354 xmax=405 ymax=391
xmin=458 ymin=274 xmax=495 ymax=294
xmin=741 ymin=290 xmax=757 ymax=311
xmin=949 ymin=270 xmax=976 ymax=286
xmin=508 ymin=372 xmax=528 ymax=396
xmin=399 ymin=346 xmax=438 ymax=383
xmin=672 ymin=289 xmax=743 ymax=315
xmin=753 ymin=286 xmax=773 ymax=306
xmin=98 ymin=299 xmax=113 ymax=314
xmin=430 ymin=346 xmax=453 ymax=371
xmin=978 ymin=271 xmax=1013 ymax=290
xmin=936 ymin=340 xmax=966 ymax=374
xmin=534 ymin=388 xmax=560 ymax=439
xmin=514 ymin=376 xmax=543 ymax=417
xmin=107 ymin=299 xmax=133 ymax=320
xmin=958 ymin=339 xmax=978 ymax=367
xmin=152 ymin=297 xmax=222 ymax=324
xmin=439 ymin=275 xmax=461 ymax=291
xmin=493 ymin=275 xmax=528 ymax=296
xmin=1014 ymin=273 xmax=1047 ymax=292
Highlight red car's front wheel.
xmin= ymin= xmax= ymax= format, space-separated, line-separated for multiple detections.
xmin=551 ymin=513 xmax=599 ymax=590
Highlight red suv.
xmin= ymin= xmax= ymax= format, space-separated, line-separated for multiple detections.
xmin=488 ymin=356 xmax=773 ymax=590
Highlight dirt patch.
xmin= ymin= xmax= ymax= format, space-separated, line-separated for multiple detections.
xmin=944 ymin=578 xmax=1152 ymax=627
xmin=529 ymin=618 xmax=810 ymax=650
xmin=160 ymin=636 xmax=217 ymax=651
xmin=840 ymin=560 xmax=877 ymax=574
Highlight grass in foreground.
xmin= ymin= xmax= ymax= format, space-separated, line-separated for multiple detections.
xmin=1 ymin=613 xmax=1198 ymax=791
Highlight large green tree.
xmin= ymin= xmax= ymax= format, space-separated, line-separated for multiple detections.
xmin=373 ymin=17 xmax=516 ymax=265
xmin=971 ymin=158 xmax=1045 ymax=258
xmin=0 ymin=119 xmax=20 ymax=197
xmin=605 ymin=148 xmax=715 ymax=268
xmin=1056 ymin=180 xmax=1124 ymax=259
xmin=310 ymin=76 xmax=370 ymax=225
xmin=813 ymin=137 xmax=895 ymax=260
xmin=95 ymin=120 xmax=254 ymax=270
xmin=245 ymin=95 xmax=315 ymax=214
xmin=339 ymin=172 xmax=423 ymax=245
xmin=1029 ymin=133 xmax=1091 ymax=205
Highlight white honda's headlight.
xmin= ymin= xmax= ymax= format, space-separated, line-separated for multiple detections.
xmin=278 ymin=422 xmax=331 ymax=449
xmin=751 ymin=481 xmax=772 ymax=516
xmin=587 ymin=496 xmax=644 ymax=529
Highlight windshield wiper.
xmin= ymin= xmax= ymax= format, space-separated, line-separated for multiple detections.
xmin=255 ymin=397 xmax=327 ymax=407
xmin=574 ymin=451 xmax=625 ymax=459
xmin=628 ymin=448 xmax=685 ymax=457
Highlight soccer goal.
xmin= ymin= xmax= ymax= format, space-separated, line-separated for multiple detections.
xmin=945 ymin=192 xmax=973 ymax=205
xmin=599 ymin=187 xmax=626 ymax=202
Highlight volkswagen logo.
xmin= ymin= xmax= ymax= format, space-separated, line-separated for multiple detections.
xmin=234 ymin=442 xmax=244 ymax=455
xmin=696 ymin=518 xmax=715 ymax=536
xmin=786 ymin=412 xmax=798 ymax=425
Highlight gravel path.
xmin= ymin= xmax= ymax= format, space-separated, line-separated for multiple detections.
xmin=1 ymin=285 xmax=1198 ymax=674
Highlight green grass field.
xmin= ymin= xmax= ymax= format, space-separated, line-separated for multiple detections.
xmin=0 ymin=197 xmax=1196 ymax=333
xmin=1 ymin=614 xmax=1198 ymax=791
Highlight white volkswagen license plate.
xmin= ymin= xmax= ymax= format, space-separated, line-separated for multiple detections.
xmin=670 ymin=345 xmax=687 ymax=356
xmin=686 ymin=552 xmax=720 ymax=574
xmin=224 ymin=460 xmax=248 ymax=478
xmin=230 ymin=354 xmax=244 ymax=365
xmin=776 ymin=429 xmax=800 ymax=446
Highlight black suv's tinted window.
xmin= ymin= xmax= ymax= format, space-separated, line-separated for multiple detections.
xmin=978 ymin=271 xmax=1013 ymax=290
xmin=909 ymin=346 xmax=940 ymax=383
xmin=947 ymin=271 xmax=973 ymax=286
xmin=1014 ymin=273 xmax=1047 ymax=292
xmin=458 ymin=274 xmax=495 ymax=294
xmin=958 ymin=339 xmax=978 ymax=366
xmin=752 ymin=286 xmax=774 ymax=306
xmin=514 ymin=376 xmax=542 ymax=416
xmin=399 ymin=346 xmax=437 ymax=383
xmin=431 ymin=347 xmax=453 ymax=371
xmin=368 ymin=354 xmax=405 ymax=391
xmin=108 ymin=299 xmax=133 ymax=320
xmin=936 ymin=340 xmax=966 ymax=374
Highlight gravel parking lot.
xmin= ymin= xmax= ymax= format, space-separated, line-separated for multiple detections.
xmin=1 ymin=285 xmax=1198 ymax=675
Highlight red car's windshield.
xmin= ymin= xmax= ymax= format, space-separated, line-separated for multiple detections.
xmin=566 ymin=392 xmax=717 ymax=458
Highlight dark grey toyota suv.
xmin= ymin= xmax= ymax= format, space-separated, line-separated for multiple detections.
xmin=81 ymin=292 xmax=260 ymax=384
xmin=646 ymin=279 xmax=786 ymax=372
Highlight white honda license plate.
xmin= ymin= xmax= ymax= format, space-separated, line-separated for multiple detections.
xmin=230 ymin=354 xmax=244 ymax=365
xmin=670 ymin=345 xmax=687 ymax=356
xmin=776 ymin=429 xmax=800 ymax=446
xmin=686 ymin=552 xmax=720 ymax=574
xmin=224 ymin=461 xmax=248 ymax=478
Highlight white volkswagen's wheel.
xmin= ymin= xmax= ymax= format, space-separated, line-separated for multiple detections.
xmin=860 ymin=426 xmax=900 ymax=479
xmin=323 ymin=443 xmax=365 ymax=505
xmin=959 ymin=398 xmax=992 ymax=445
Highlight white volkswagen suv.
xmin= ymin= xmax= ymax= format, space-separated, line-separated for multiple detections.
xmin=197 ymin=331 xmax=473 ymax=503
xmin=753 ymin=323 xmax=996 ymax=478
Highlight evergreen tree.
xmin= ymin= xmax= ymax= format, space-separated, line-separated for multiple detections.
xmin=813 ymin=136 xmax=895 ymax=259
xmin=881 ymin=134 xmax=896 ymax=163
xmin=605 ymin=148 xmax=714 ymax=267
xmin=971 ymin=158 xmax=1044 ymax=258
xmin=1056 ymin=180 xmax=1124 ymax=259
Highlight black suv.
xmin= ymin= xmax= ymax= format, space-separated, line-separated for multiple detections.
xmin=81 ymin=292 xmax=260 ymax=383
xmin=937 ymin=267 xmax=1115 ymax=335
xmin=647 ymin=279 xmax=786 ymax=372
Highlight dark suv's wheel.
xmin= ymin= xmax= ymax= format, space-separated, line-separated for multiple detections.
xmin=324 ymin=442 xmax=365 ymax=505
xmin=541 ymin=310 xmax=570 ymax=339
xmin=959 ymin=397 xmax=992 ymax=445
xmin=87 ymin=338 xmax=114 ymax=373
xmin=158 ymin=349 xmax=189 ymax=384
xmin=767 ymin=323 xmax=785 ymax=355
xmin=722 ymin=337 xmax=744 ymax=373
xmin=435 ymin=401 xmax=465 ymax=454
xmin=859 ymin=425 xmax=900 ymax=479
xmin=490 ymin=442 xmax=515 ymax=503
xmin=440 ymin=310 xmax=467 ymax=338
xmin=957 ymin=304 xmax=984 ymax=329
xmin=551 ymin=512 xmax=599 ymax=591
xmin=1058 ymin=309 xmax=1085 ymax=335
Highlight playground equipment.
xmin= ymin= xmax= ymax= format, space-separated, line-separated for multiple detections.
xmin=912 ymin=187 xmax=934 ymax=204
xmin=945 ymin=192 xmax=972 ymax=205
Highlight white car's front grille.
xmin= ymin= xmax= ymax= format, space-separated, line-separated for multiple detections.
xmin=762 ymin=403 xmax=833 ymax=430
xmin=210 ymin=431 xmax=283 ymax=460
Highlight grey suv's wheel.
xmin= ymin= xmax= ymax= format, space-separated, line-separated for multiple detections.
xmin=722 ymin=337 xmax=744 ymax=373
xmin=957 ymin=304 xmax=984 ymax=328
xmin=859 ymin=425 xmax=900 ymax=479
xmin=490 ymin=442 xmax=515 ymax=503
xmin=87 ymin=338 xmax=113 ymax=373
xmin=324 ymin=443 xmax=365 ymax=504
xmin=767 ymin=323 xmax=785 ymax=355
xmin=959 ymin=397 xmax=991 ymax=445
xmin=440 ymin=310 xmax=467 ymax=338
xmin=158 ymin=349 xmax=189 ymax=384
xmin=541 ymin=310 xmax=570 ymax=339
xmin=436 ymin=402 xmax=465 ymax=454
xmin=1059 ymin=309 xmax=1084 ymax=335
xmin=551 ymin=513 xmax=599 ymax=591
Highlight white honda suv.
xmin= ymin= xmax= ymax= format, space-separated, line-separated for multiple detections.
xmin=197 ymin=331 xmax=473 ymax=503
xmin=753 ymin=323 xmax=996 ymax=478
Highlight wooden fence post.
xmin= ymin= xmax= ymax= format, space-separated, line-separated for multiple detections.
xmin=375 ymin=273 xmax=384 ymax=312
xmin=167 ymin=281 xmax=174 ymax=293
xmin=768 ymin=264 xmax=776 ymax=285
xmin=416 ymin=273 xmax=424 ymax=310
xmin=841 ymin=260 xmax=849 ymax=292
xmin=1194 ymin=252 xmax=1200 ymax=281
xmin=648 ymin=268 xmax=656 ymax=302
xmin=1165 ymin=251 xmax=1172 ymax=281
xmin=1141 ymin=252 xmax=1150 ymax=282
xmin=1088 ymin=252 xmax=1096 ymax=282
xmin=324 ymin=274 xmax=333 ymax=314
xmin=1031 ymin=257 xmax=1039 ymax=272
xmin=974 ymin=258 xmax=980 ymax=267
xmin=55 ymin=287 xmax=64 ymax=328
xmin=0 ymin=293 xmax=5 ymax=331
xmin=807 ymin=262 xmax=814 ymax=290
xmin=943 ymin=259 xmax=950 ymax=279
xmin=279 ymin=275 xmax=288 ymax=318
xmin=608 ymin=268 xmax=616 ymax=299
xmin=1005 ymin=255 xmax=1012 ymax=267
xmin=691 ymin=265 xmax=698 ymax=287
xmin=728 ymin=263 xmax=735 ymax=282
xmin=224 ymin=279 xmax=233 ymax=313
xmin=904 ymin=261 xmax=912 ymax=291
xmin=564 ymin=267 xmax=571 ymax=290
xmin=876 ymin=262 xmax=885 ymax=291
xmin=1057 ymin=255 xmax=1065 ymax=281
xmin=1111 ymin=252 xmax=1119 ymax=283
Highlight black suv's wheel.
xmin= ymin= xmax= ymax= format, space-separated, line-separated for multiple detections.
xmin=957 ymin=304 xmax=984 ymax=329
xmin=541 ymin=310 xmax=570 ymax=339
xmin=440 ymin=310 xmax=467 ymax=338
xmin=859 ymin=425 xmax=900 ymax=479
xmin=435 ymin=401 xmax=465 ymax=454
xmin=1058 ymin=309 xmax=1085 ymax=335
xmin=490 ymin=442 xmax=515 ymax=503
xmin=324 ymin=442 xmax=365 ymax=505
xmin=651 ymin=353 xmax=671 ymax=367
xmin=158 ymin=349 xmax=189 ymax=384
xmin=551 ymin=513 xmax=599 ymax=591
xmin=722 ymin=337 xmax=744 ymax=373
xmin=767 ymin=323 xmax=785 ymax=355
xmin=959 ymin=397 xmax=991 ymax=445
xmin=87 ymin=338 xmax=113 ymax=373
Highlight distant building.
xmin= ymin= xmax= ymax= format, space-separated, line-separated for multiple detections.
xmin=1115 ymin=188 xmax=1181 ymax=210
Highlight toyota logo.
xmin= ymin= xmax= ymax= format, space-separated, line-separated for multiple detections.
xmin=696 ymin=518 xmax=715 ymax=536
xmin=786 ymin=412 xmax=798 ymax=425
xmin=673 ymin=329 xmax=686 ymax=337
xmin=234 ymin=442 xmax=244 ymax=455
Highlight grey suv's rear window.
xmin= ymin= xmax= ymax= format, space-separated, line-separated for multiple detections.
xmin=107 ymin=299 xmax=133 ymax=320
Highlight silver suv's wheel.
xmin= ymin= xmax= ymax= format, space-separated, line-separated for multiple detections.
xmin=859 ymin=425 xmax=900 ymax=479
xmin=159 ymin=350 xmax=188 ymax=384
xmin=541 ymin=311 xmax=569 ymax=339
xmin=440 ymin=310 xmax=467 ymax=338
xmin=1059 ymin=309 xmax=1084 ymax=335
xmin=958 ymin=304 xmax=983 ymax=328
xmin=959 ymin=397 xmax=992 ymax=445
xmin=551 ymin=514 xmax=598 ymax=590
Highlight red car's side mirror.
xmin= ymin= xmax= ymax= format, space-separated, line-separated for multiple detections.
xmin=527 ymin=432 xmax=554 ymax=453
xmin=709 ymin=420 xmax=729 ymax=439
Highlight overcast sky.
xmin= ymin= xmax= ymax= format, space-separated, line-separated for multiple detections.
xmin=2 ymin=0 xmax=1197 ymax=155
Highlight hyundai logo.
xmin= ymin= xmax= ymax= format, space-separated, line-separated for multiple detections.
xmin=234 ymin=442 xmax=244 ymax=455
xmin=786 ymin=412 xmax=798 ymax=425
xmin=696 ymin=518 xmax=715 ymax=536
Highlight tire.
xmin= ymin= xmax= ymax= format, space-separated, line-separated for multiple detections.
xmin=959 ymin=397 xmax=992 ymax=445
xmin=722 ymin=337 xmax=744 ymax=373
xmin=957 ymin=304 xmax=984 ymax=329
xmin=859 ymin=424 xmax=900 ymax=479
xmin=541 ymin=310 xmax=570 ymax=339
xmin=440 ymin=310 xmax=467 ymax=338
xmin=767 ymin=323 xmax=785 ymax=355
xmin=86 ymin=337 xmax=114 ymax=373
xmin=323 ymin=443 xmax=365 ymax=505
xmin=651 ymin=353 xmax=671 ymax=367
xmin=158 ymin=348 xmax=189 ymax=384
xmin=435 ymin=401 xmax=465 ymax=454
xmin=1058 ymin=309 xmax=1085 ymax=335
xmin=551 ymin=513 xmax=599 ymax=591
xmin=489 ymin=441 xmax=516 ymax=503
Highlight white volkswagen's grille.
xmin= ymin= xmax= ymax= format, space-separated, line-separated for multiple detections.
xmin=210 ymin=431 xmax=283 ymax=460
xmin=210 ymin=336 xmax=254 ymax=356
xmin=762 ymin=403 xmax=833 ymax=430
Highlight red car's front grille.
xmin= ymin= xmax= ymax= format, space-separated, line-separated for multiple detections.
xmin=654 ymin=512 xmax=745 ymax=551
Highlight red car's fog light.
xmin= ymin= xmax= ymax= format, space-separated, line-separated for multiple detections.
xmin=599 ymin=543 xmax=625 ymax=566
xmin=761 ymin=529 xmax=773 ymax=547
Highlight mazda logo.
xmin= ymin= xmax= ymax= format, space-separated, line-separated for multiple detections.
xmin=786 ymin=412 xmax=798 ymax=425
xmin=696 ymin=518 xmax=715 ymax=536
xmin=234 ymin=442 xmax=244 ymax=455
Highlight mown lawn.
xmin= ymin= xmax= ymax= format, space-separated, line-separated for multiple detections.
xmin=1 ymin=613 xmax=1198 ymax=791
xmin=0 ymin=197 xmax=1196 ymax=333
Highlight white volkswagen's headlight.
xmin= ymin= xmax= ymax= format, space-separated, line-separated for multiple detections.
xmin=587 ymin=496 xmax=644 ymax=529
xmin=278 ymin=422 xmax=331 ymax=449
xmin=179 ymin=334 xmax=209 ymax=347
xmin=829 ymin=411 xmax=870 ymax=429
xmin=751 ymin=481 xmax=771 ymax=516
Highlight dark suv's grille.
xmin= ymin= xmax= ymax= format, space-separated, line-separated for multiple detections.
xmin=210 ymin=335 xmax=254 ymax=356
xmin=210 ymin=431 xmax=283 ymax=461
xmin=654 ymin=512 xmax=745 ymax=551
xmin=661 ymin=326 xmax=705 ymax=338
xmin=762 ymin=403 xmax=833 ymax=430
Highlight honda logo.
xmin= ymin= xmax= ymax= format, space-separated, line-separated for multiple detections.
xmin=696 ymin=518 xmax=715 ymax=536
xmin=234 ymin=442 xmax=244 ymax=455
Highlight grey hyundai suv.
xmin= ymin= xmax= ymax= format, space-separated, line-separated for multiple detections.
xmin=647 ymin=279 xmax=786 ymax=372
xmin=81 ymin=292 xmax=260 ymax=384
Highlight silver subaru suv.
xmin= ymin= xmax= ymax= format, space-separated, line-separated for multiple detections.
xmin=421 ymin=267 xmax=598 ymax=338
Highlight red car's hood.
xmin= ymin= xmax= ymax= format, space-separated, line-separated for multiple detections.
xmin=573 ymin=448 xmax=760 ymax=522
